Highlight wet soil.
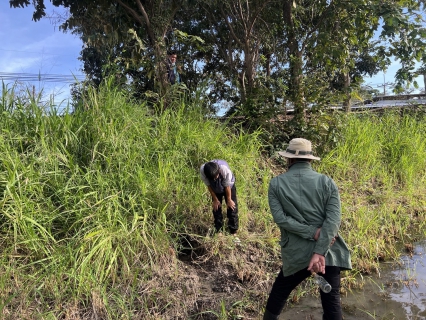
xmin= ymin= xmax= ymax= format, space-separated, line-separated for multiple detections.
xmin=264 ymin=240 xmax=426 ymax=320
xmin=281 ymin=278 xmax=409 ymax=320
xmin=172 ymin=236 xmax=426 ymax=320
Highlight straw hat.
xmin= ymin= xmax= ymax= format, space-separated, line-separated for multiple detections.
xmin=278 ymin=138 xmax=320 ymax=160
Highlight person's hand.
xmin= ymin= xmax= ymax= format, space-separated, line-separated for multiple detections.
xmin=330 ymin=234 xmax=339 ymax=246
xmin=308 ymin=253 xmax=326 ymax=274
xmin=314 ymin=227 xmax=321 ymax=241
xmin=226 ymin=199 xmax=236 ymax=211
xmin=212 ymin=199 xmax=221 ymax=211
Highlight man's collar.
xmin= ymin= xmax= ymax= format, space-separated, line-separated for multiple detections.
xmin=288 ymin=161 xmax=312 ymax=170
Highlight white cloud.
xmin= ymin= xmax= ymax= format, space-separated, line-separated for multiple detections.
xmin=2 ymin=1 xmax=81 ymax=71
xmin=23 ymin=32 xmax=81 ymax=53
xmin=1 ymin=1 xmax=82 ymax=101
xmin=0 ymin=55 xmax=43 ymax=73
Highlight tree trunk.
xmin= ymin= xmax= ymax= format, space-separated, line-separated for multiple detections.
xmin=290 ymin=51 xmax=305 ymax=125
xmin=154 ymin=43 xmax=169 ymax=97
xmin=283 ymin=0 xmax=305 ymax=126
xmin=238 ymin=71 xmax=247 ymax=103
xmin=244 ymin=43 xmax=257 ymax=93
xmin=423 ymin=73 xmax=426 ymax=92
xmin=240 ymin=43 xmax=259 ymax=105
xmin=343 ymin=72 xmax=351 ymax=113
xmin=265 ymin=53 xmax=271 ymax=78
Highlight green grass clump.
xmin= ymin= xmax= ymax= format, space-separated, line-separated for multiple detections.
xmin=1 ymin=80 xmax=425 ymax=318
xmin=0 ymin=81 xmax=271 ymax=318
xmin=318 ymin=110 xmax=426 ymax=273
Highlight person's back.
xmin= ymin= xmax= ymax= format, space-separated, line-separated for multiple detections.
xmin=201 ymin=159 xmax=235 ymax=194
xmin=271 ymin=163 xmax=331 ymax=225
xmin=264 ymin=138 xmax=351 ymax=320
xmin=269 ymin=161 xmax=351 ymax=276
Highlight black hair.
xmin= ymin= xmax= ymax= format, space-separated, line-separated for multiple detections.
xmin=204 ymin=162 xmax=219 ymax=180
xmin=167 ymin=50 xmax=177 ymax=56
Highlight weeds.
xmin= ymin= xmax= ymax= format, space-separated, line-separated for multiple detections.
xmin=0 ymin=81 xmax=425 ymax=318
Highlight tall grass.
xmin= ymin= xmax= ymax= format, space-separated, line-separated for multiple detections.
xmin=320 ymin=111 xmax=426 ymax=187
xmin=1 ymin=80 xmax=425 ymax=318
xmin=0 ymin=80 xmax=270 ymax=318
xmin=318 ymin=110 xmax=426 ymax=273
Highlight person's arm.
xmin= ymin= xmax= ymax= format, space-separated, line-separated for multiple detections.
xmin=200 ymin=165 xmax=221 ymax=210
xmin=220 ymin=166 xmax=236 ymax=210
xmin=307 ymin=179 xmax=341 ymax=275
xmin=207 ymin=186 xmax=221 ymax=211
xmin=268 ymin=179 xmax=318 ymax=240
xmin=312 ymin=178 xmax=341 ymax=256
xmin=224 ymin=186 xmax=235 ymax=210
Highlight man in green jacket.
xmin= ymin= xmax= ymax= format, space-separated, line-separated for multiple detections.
xmin=263 ymin=138 xmax=352 ymax=320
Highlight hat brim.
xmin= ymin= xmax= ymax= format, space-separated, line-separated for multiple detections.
xmin=278 ymin=151 xmax=320 ymax=161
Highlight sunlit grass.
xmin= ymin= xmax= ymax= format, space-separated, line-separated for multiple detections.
xmin=0 ymin=80 xmax=269 ymax=318
xmin=0 ymin=80 xmax=425 ymax=318
xmin=319 ymin=110 xmax=426 ymax=273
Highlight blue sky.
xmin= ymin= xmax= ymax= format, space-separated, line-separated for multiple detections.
xmin=363 ymin=58 xmax=424 ymax=95
xmin=1 ymin=1 xmax=424 ymax=107
xmin=1 ymin=1 xmax=83 ymax=106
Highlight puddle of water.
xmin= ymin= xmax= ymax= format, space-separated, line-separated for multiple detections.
xmin=389 ymin=240 xmax=426 ymax=319
xmin=278 ymin=241 xmax=426 ymax=320
xmin=341 ymin=240 xmax=426 ymax=320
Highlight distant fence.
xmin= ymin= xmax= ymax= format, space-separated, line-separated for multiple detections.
xmin=370 ymin=94 xmax=426 ymax=101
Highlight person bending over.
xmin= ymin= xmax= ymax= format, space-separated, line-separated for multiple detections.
xmin=200 ymin=160 xmax=239 ymax=237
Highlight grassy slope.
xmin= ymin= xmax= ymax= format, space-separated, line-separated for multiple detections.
xmin=0 ymin=83 xmax=425 ymax=319
xmin=318 ymin=111 xmax=426 ymax=274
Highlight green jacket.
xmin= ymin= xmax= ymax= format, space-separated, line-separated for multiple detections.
xmin=268 ymin=161 xmax=352 ymax=276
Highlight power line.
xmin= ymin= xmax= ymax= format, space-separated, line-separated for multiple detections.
xmin=0 ymin=72 xmax=85 ymax=83
xmin=0 ymin=48 xmax=78 ymax=57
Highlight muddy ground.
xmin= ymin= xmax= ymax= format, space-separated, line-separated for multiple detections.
xmin=153 ymin=234 xmax=425 ymax=320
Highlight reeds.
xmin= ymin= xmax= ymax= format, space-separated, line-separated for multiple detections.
xmin=0 ymin=81 xmax=268 ymax=317
xmin=0 ymin=81 xmax=425 ymax=318
xmin=318 ymin=110 xmax=426 ymax=274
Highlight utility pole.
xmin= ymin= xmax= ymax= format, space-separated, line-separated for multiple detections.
xmin=383 ymin=71 xmax=386 ymax=95
xmin=376 ymin=82 xmax=393 ymax=97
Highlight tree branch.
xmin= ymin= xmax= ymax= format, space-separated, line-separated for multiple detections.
xmin=161 ymin=0 xmax=181 ymax=39
xmin=237 ymin=0 xmax=248 ymax=36
xmin=221 ymin=6 xmax=243 ymax=47
xmin=248 ymin=0 xmax=271 ymax=38
xmin=116 ymin=0 xmax=156 ymax=46
xmin=301 ymin=0 xmax=335 ymax=53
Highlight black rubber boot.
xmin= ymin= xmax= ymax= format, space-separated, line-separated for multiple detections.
xmin=263 ymin=309 xmax=280 ymax=320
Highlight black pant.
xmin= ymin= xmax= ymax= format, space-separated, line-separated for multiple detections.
xmin=265 ymin=266 xmax=342 ymax=320
xmin=212 ymin=185 xmax=239 ymax=234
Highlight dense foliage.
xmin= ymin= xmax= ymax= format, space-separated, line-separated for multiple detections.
xmin=10 ymin=0 xmax=426 ymax=125
xmin=0 ymin=79 xmax=425 ymax=318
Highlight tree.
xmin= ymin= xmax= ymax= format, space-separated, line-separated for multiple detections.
xmin=380 ymin=1 xmax=426 ymax=92
xmin=11 ymin=0 xmax=189 ymax=96
xmin=277 ymin=0 xmax=426 ymax=124
xmin=11 ymin=0 xmax=426 ymax=120
xmin=181 ymin=0 xmax=287 ymax=119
